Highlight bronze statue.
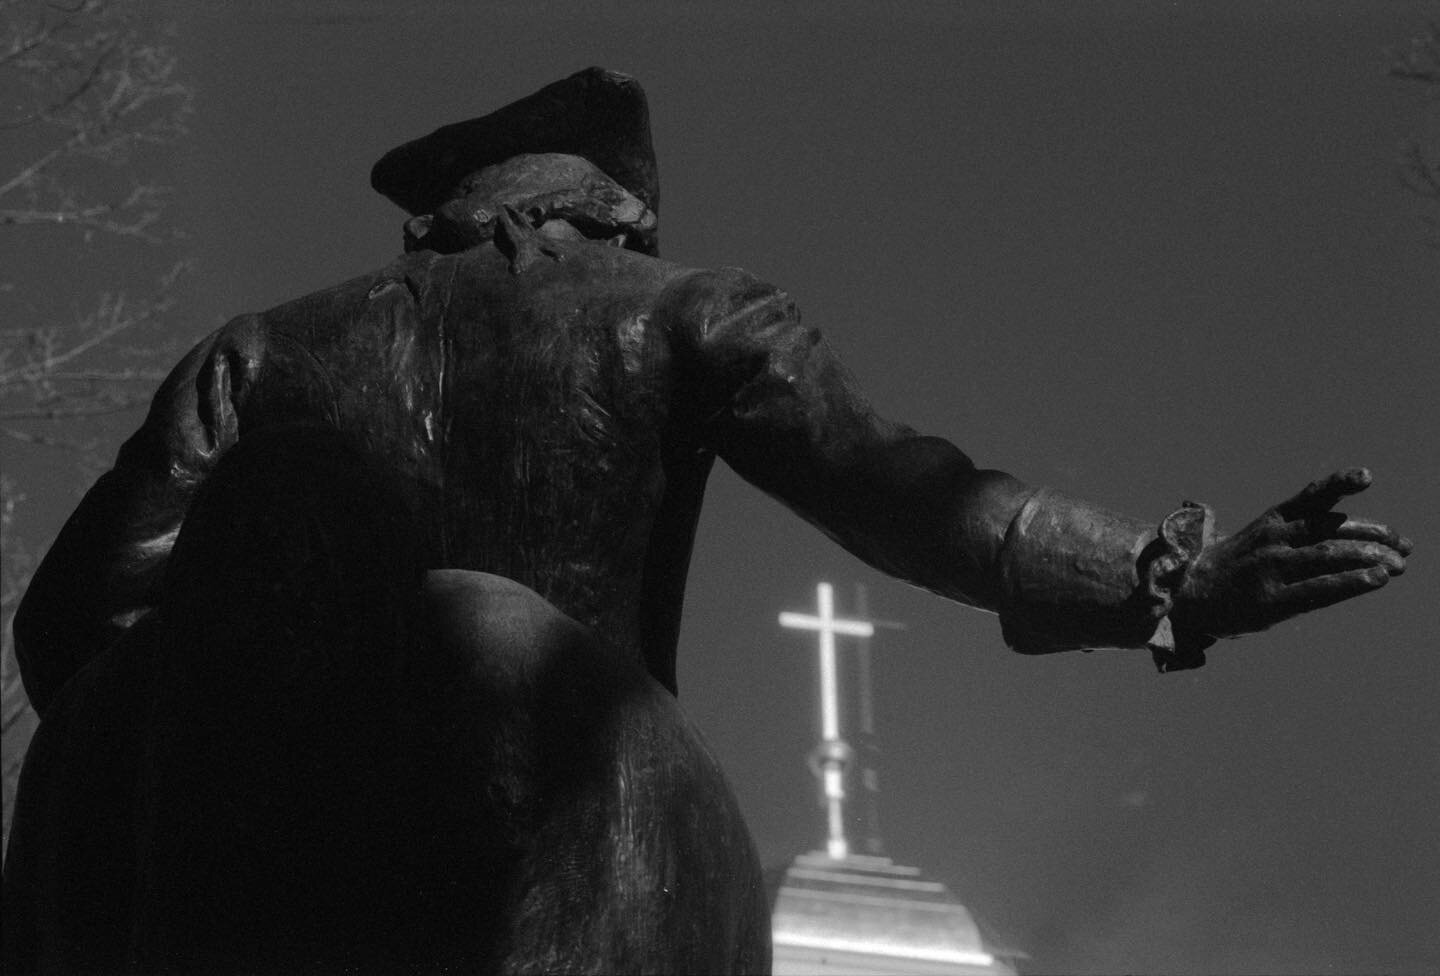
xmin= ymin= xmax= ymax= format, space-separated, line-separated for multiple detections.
xmin=3 ymin=68 xmax=1410 ymax=974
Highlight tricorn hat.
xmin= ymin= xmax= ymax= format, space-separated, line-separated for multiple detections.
xmin=371 ymin=67 xmax=658 ymax=224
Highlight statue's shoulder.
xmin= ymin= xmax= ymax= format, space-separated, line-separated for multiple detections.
xmin=228 ymin=259 xmax=428 ymax=331
xmin=653 ymin=263 xmax=799 ymax=343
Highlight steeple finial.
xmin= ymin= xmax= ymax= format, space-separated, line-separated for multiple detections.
xmin=780 ymin=582 xmax=875 ymax=860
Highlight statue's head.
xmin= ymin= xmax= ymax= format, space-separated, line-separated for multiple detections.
xmin=372 ymin=68 xmax=660 ymax=255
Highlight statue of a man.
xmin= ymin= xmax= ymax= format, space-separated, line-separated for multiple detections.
xmin=4 ymin=69 xmax=1410 ymax=974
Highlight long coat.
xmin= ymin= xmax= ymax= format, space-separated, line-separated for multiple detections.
xmin=6 ymin=223 xmax=1163 ymax=973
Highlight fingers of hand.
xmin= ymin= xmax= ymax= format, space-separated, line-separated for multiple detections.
xmin=1273 ymin=539 xmax=1407 ymax=584
xmin=1275 ymin=565 xmax=1392 ymax=614
xmin=1271 ymin=515 xmax=1412 ymax=554
xmin=1276 ymin=468 xmax=1372 ymax=521
xmin=1332 ymin=517 xmax=1413 ymax=555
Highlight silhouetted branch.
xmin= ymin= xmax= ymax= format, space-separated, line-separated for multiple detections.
xmin=1 ymin=395 xmax=152 ymax=420
xmin=1 ymin=424 xmax=97 ymax=449
xmin=0 ymin=0 xmax=192 ymax=239
xmin=0 ymin=281 xmax=180 ymax=388
xmin=2 ymin=1 xmax=193 ymax=858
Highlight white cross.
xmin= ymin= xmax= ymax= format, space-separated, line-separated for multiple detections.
xmin=780 ymin=582 xmax=874 ymax=859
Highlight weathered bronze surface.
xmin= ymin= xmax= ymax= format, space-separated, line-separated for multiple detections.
xmin=3 ymin=68 xmax=1409 ymax=974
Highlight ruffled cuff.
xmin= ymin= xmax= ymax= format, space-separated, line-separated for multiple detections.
xmin=995 ymin=490 xmax=1218 ymax=672
xmin=1141 ymin=502 xmax=1217 ymax=673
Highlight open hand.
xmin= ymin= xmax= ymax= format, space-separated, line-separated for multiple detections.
xmin=1170 ymin=468 xmax=1411 ymax=639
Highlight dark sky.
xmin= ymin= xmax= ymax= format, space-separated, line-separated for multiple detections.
xmin=15 ymin=1 xmax=1440 ymax=972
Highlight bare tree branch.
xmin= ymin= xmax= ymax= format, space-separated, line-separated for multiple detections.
xmin=0 ymin=184 xmax=172 ymax=238
xmin=23 ymin=366 xmax=166 ymax=382
xmin=1 ymin=0 xmax=194 ymax=859
xmin=0 ymin=0 xmax=193 ymax=243
xmin=1 ymin=396 xmax=152 ymax=419
xmin=0 ymin=0 xmax=101 ymax=66
xmin=0 ymin=146 xmax=63 ymax=198
xmin=1398 ymin=137 xmax=1440 ymax=200
xmin=0 ymin=283 xmax=179 ymax=387
xmin=1 ymin=424 xmax=97 ymax=449
xmin=1 ymin=472 xmax=39 ymax=858
xmin=0 ymin=204 xmax=110 ymax=223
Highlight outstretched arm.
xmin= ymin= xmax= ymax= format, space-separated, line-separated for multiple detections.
xmin=663 ymin=269 xmax=1409 ymax=669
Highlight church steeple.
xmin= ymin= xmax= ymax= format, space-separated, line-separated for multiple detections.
xmin=771 ymin=582 xmax=1024 ymax=975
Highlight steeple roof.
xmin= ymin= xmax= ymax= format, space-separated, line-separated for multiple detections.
xmin=772 ymin=851 xmax=1012 ymax=975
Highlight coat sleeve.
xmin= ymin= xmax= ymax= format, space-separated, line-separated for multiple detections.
xmin=12 ymin=317 xmax=266 ymax=716
xmin=658 ymin=268 xmax=1212 ymax=670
